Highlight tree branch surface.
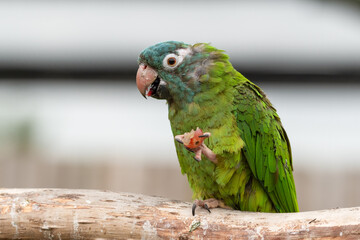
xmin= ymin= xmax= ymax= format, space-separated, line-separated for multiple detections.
xmin=0 ymin=188 xmax=359 ymax=239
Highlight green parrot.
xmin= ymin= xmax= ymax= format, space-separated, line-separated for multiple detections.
xmin=136 ymin=41 xmax=299 ymax=214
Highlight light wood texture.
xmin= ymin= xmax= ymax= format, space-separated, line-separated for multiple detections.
xmin=0 ymin=188 xmax=359 ymax=239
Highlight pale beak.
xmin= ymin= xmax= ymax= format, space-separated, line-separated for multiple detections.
xmin=136 ymin=63 xmax=158 ymax=98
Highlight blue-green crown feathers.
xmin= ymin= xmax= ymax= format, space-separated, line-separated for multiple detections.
xmin=138 ymin=41 xmax=190 ymax=69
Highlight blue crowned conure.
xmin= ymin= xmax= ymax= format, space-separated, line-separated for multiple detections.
xmin=136 ymin=41 xmax=299 ymax=215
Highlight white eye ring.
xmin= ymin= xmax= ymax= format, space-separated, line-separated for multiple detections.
xmin=163 ymin=53 xmax=183 ymax=69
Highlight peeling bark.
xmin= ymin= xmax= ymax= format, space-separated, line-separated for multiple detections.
xmin=0 ymin=188 xmax=359 ymax=239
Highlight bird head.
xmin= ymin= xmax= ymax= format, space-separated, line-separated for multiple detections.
xmin=136 ymin=41 xmax=221 ymax=105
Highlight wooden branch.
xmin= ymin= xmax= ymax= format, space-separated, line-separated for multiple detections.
xmin=0 ymin=189 xmax=359 ymax=239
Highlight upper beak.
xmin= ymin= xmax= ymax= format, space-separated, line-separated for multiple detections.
xmin=136 ymin=63 xmax=158 ymax=98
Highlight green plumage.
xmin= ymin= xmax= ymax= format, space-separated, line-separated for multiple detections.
xmin=138 ymin=41 xmax=299 ymax=213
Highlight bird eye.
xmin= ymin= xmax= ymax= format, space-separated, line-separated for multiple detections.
xmin=167 ymin=57 xmax=177 ymax=66
xmin=163 ymin=54 xmax=182 ymax=69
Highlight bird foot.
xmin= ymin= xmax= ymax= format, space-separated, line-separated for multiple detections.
xmin=192 ymin=198 xmax=231 ymax=216
xmin=175 ymin=127 xmax=217 ymax=163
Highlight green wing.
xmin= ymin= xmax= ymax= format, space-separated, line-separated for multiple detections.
xmin=234 ymin=81 xmax=299 ymax=212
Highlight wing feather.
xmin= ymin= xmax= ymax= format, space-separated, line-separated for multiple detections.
xmin=235 ymin=82 xmax=299 ymax=212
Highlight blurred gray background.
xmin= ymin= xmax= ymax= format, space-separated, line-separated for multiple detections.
xmin=0 ymin=0 xmax=360 ymax=211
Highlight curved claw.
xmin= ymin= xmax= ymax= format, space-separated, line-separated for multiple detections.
xmin=192 ymin=202 xmax=197 ymax=216
xmin=204 ymin=203 xmax=211 ymax=213
xmin=199 ymin=133 xmax=211 ymax=138
xmin=185 ymin=146 xmax=197 ymax=153
xmin=175 ymin=137 xmax=184 ymax=144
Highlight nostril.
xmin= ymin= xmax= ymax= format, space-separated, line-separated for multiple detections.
xmin=143 ymin=65 xmax=147 ymax=69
